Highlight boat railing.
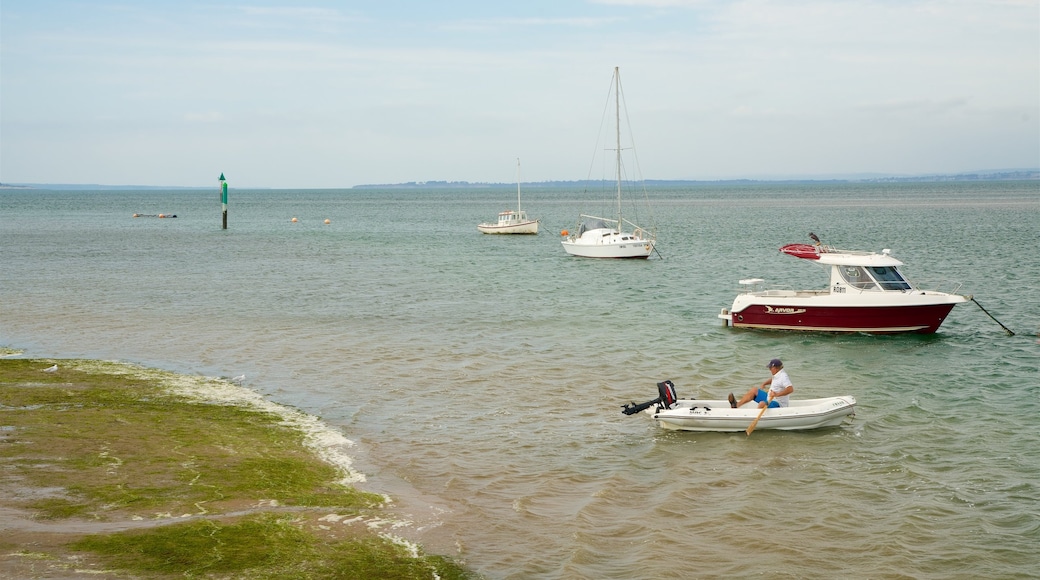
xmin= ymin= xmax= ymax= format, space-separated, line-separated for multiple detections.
xmin=735 ymin=279 xmax=827 ymax=297
xmin=737 ymin=278 xmax=765 ymax=294
xmin=760 ymin=288 xmax=827 ymax=298
xmin=807 ymin=243 xmax=909 ymax=260
xmin=622 ymin=218 xmax=653 ymax=240
xmin=922 ymin=280 xmax=965 ymax=295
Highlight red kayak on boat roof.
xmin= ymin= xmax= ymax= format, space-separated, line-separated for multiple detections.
xmin=778 ymin=243 xmax=822 ymax=260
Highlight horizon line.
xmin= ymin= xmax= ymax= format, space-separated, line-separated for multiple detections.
xmin=2 ymin=169 xmax=1037 ymax=190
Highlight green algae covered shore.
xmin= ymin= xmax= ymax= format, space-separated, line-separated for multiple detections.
xmin=0 ymin=356 xmax=475 ymax=579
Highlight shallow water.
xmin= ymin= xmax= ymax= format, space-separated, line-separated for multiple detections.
xmin=2 ymin=181 xmax=1038 ymax=578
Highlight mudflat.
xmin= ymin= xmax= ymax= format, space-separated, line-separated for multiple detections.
xmin=0 ymin=357 xmax=473 ymax=579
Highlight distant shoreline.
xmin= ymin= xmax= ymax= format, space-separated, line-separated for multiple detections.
xmin=351 ymin=171 xmax=1039 ymax=189
xmin=2 ymin=170 xmax=1037 ymax=191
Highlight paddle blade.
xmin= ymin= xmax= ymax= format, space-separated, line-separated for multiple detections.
xmin=746 ymin=394 xmax=773 ymax=436
xmin=745 ymin=410 xmax=766 ymax=435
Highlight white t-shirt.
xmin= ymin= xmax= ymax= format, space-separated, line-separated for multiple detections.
xmin=769 ymin=369 xmax=793 ymax=407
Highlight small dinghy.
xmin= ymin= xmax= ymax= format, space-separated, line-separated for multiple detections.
xmin=622 ymin=381 xmax=856 ymax=433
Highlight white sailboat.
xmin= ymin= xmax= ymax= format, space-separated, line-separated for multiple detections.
xmin=561 ymin=67 xmax=657 ymax=259
xmin=477 ymin=158 xmax=540 ymax=235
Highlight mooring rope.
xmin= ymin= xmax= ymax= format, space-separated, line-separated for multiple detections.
xmin=970 ymin=297 xmax=1015 ymax=336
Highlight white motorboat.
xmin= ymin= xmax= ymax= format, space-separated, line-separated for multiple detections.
xmin=718 ymin=233 xmax=968 ymax=334
xmin=477 ymin=209 xmax=539 ymax=235
xmin=622 ymin=381 xmax=856 ymax=432
xmin=478 ymin=158 xmax=539 ymax=235
xmin=561 ymin=67 xmax=656 ymax=259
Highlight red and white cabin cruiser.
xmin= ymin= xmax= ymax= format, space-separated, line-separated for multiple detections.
xmin=719 ymin=239 xmax=968 ymax=334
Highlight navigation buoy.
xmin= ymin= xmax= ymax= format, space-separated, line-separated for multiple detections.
xmin=561 ymin=229 xmax=569 ymax=236
xmin=324 ymin=219 xmax=331 ymax=224
xmin=291 ymin=217 xmax=298 ymax=223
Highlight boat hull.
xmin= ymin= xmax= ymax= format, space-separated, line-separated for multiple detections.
xmin=650 ymin=396 xmax=856 ymax=432
xmin=726 ymin=301 xmax=959 ymax=334
xmin=561 ymin=229 xmax=654 ymax=258
xmin=720 ymin=242 xmax=968 ymax=334
xmin=477 ymin=221 xmax=539 ymax=234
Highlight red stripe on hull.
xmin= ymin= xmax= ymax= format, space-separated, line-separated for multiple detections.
xmin=730 ymin=303 xmax=957 ymax=334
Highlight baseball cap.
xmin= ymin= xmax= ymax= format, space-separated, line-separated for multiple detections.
xmin=768 ymin=358 xmax=783 ymax=368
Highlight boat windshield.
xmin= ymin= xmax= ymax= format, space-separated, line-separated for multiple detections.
xmin=868 ymin=266 xmax=912 ymax=290
xmin=839 ymin=266 xmax=911 ymax=291
xmin=839 ymin=266 xmax=878 ymax=290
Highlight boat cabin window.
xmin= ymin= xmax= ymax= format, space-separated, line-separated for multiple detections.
xmin=869 ymin=266 xmax=911 ymax=290
xmin=839 ymin=266 xmax=878 ymax=290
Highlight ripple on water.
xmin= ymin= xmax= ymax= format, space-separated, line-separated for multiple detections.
xmin=3 ymin=184 xmax=1038 ymax=579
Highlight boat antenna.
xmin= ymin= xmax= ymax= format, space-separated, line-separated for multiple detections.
xmin=516 ymin=157 xmax=522 ymax=213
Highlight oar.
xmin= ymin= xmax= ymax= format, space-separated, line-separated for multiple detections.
xmin=745 ymin=391 xmax=774 ymax=436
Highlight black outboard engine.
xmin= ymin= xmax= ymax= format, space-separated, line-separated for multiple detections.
xmin=621 ymin=380 xmax=677 ymax=415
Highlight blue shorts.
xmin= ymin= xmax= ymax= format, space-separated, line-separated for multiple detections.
xmin=755 ymin=389 xmax=781 ymax=408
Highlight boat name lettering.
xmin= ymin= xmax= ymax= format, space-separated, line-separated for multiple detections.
xmin=763 ymin=305 xmax=808 ymax=315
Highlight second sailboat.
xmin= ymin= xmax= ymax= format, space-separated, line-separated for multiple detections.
xmin=562 ymin=67 xmax=657 ymax=259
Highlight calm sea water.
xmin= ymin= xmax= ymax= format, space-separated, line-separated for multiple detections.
xmin=2 ymin=181 xmax=1038 ymax=579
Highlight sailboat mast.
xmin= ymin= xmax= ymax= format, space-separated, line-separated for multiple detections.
xmin=614 ymin=66 xmax=622 ymax=231
xmin=516 ymin=157 xmax=522 ymax=212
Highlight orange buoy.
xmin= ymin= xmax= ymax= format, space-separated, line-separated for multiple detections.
xmin=158 ymin=213 xmax=165 ymax=218
xmin=561 ymin=229 xmax=569 ymax=236
xmin=291 ymin=217 xmax=298 ymax=223
xmin=324 ymin=219 xmax=331 ymax=224
xmin=133 ymin=213 xmax=140 ymax=218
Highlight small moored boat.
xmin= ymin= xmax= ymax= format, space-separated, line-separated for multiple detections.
xmin=478 ymin=209 xmax=539 ymax=235
xmin=718 ymin=233 xmax=968 ymax=334
xmin=621 ymin=381 xmax=856 ymax=433
xmin=478 ymin=158 xmax=539 ymax=235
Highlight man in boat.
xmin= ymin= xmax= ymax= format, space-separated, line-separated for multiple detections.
xmin=728 ymin=358 xmax=794 ymax=409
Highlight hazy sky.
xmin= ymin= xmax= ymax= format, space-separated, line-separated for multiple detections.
xmin=2 ymin=1 xmax=1037 ymax=188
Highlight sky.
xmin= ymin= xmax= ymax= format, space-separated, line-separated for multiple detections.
xmin=1 ymin=1 xmax=1038 ymax=188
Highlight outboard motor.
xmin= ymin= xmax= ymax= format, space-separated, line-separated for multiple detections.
xmin=622 ymin=380 xmax=677 ymax=415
